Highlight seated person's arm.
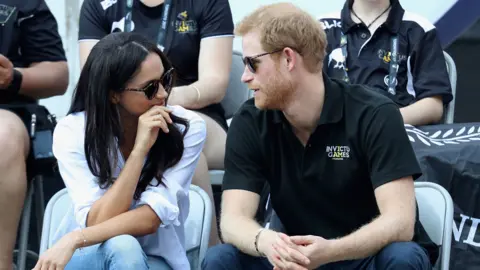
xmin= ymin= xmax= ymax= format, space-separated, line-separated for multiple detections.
xmin=14 ymin=0 xmax=68 ymax=98
xmin=77 ymin=0 xmax=109 ymax=68
xmin=399 ymin=27 xmax=452 ymax=126
xmin=221 ymin=107 xmax=273 ymax=255
xmin=326 ymin=104 xmax=419 ymax=262
xmin=400 ymin=96 xmax=443 ymax=126
xmin=168 ymin=0 xmax=233 ymax=109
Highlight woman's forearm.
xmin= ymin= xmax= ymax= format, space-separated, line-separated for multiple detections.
xmin=73 ymin=205 xmax=161 ymax=249
xmin=86 ymin=150 xmax=146 ymax=226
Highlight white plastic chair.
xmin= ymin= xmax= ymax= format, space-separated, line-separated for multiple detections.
xmin=209 ymin=50 xmax=251 ymax=186
xmin=414 ymin=181 xmax=454 ymax=270
xmin=39 ymin=185 xmax=212 ymax=270
xmin=443 ymin=51 xmax=457 ymax=124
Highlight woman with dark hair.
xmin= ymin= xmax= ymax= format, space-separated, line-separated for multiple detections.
xmin=33 ymin=32 xmax=206 ymax=270
xmin=78 ymin=0 xmax=235 ymax=245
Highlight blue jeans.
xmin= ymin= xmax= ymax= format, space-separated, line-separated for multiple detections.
xmin=201 ymin=242 xmax=431 ymax=270
xmin=65 ymin=235 xmax=172 ymax=270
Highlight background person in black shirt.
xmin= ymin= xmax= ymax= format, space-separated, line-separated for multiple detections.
xmin=78 ymin=0 xmax=234 ymax=246
xmin=320 ymin=0 xmax=453 ymax=126
xmin=203 ymin=3 xmax=430 ymax=270
xmin=0 ymin=0 xmax=68 ymax=268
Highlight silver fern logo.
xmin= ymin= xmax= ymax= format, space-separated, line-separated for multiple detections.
xmin=405 ymin=125 xmax=480 ymax=146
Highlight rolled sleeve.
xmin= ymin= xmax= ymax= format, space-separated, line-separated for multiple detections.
xmin=52 ymin=114 xmax=103 ymax=228
xmin=138 ymin=107 xmax=206 ymax=227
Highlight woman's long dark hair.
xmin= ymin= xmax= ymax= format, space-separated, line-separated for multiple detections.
xmin=69 ymin=32 xmax=189 ymax=200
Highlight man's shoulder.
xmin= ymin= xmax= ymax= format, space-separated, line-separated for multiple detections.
xmin=231 ymin=99 xmax=278 ymax=134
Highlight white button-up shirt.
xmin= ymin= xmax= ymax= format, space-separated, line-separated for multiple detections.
xmin=51 ymin=105 xmax=206 ymax=270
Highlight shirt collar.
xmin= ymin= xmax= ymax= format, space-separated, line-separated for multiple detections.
xmin=341 ymin=0 xmax=405 ymax=34
xmin=273 ymin=73 xmax=344 ymax=126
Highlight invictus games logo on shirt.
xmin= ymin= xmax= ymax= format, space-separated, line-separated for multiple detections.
xmin=326 ymin=145 xmax=350 ymax=160
xmin=377 ymin=49 xmax=407 ymax=64
xmin=174 ymin=11 xmax=197 ymax=33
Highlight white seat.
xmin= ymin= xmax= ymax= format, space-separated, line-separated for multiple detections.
xmin=443 ymin=51 xmax=457 ymax=124
xmin=39 ymin=185 xmax=212 ymax=270
xmin=414 ymin=181 xmax=454 ymax=270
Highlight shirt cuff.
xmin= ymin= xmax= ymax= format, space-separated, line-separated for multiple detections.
xmin=138 ymin=185 xmax=182 ymax=227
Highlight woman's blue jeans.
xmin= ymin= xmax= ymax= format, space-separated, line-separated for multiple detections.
xmin=65 ymin=234 xmax=172 ymax=270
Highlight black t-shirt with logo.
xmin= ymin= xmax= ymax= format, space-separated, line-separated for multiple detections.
xmin=0 ymin=0 xmax=66 ymax=104
xmin=319 ymin=0 xmax=453 ymax=108
xmin=79 ymin=0 xmax=234 ymax=119
xmin=223 ymin=74 xmax=423 ymax=243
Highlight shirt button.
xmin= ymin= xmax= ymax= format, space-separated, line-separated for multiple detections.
xmin=361 ymin=33 xmax=368 ymax=39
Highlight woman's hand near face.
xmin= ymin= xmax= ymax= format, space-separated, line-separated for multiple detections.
xmin=133 ymin=106 xmax=173 ymax=156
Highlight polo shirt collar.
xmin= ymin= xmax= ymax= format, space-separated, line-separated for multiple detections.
xmin=341 ymin=0 xmax=405 ymax=34
xmin=273 ymin=73 xmax=344 ymax=126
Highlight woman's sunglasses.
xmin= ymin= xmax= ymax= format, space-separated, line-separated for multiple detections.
xmin=124 ymin=68 xmax=175 ymax=100
xmin=242 ymin=49 xmax=283 ymax=73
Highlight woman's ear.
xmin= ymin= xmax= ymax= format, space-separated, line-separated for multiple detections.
xmin=111 ymin=92 xmax=121 ymax=104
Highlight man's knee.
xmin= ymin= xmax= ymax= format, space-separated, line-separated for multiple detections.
xmin=0 ymin=109 xmax=30 ymax=158
xmin=201 ymin=244 xmax=241 ymax=270
xmin=375 ymin=242 xmax=431 ymax=270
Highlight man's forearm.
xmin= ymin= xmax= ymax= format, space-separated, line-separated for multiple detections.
xmin=221 ymin=214 xmax=267 ymax=256
xmin=400 ymin=96 xmax=443 ymax=126
xmin=16 ymin=61 xmax=68 ymax=99
xmin=327 ymin=215 xmax=414 ymax=262
xmin=73 ymin=205 xmax=160 ymax=249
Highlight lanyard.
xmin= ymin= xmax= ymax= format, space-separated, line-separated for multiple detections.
xmin=339 ymin=33 xmax=399 ymax=95
xmin=125 ymin=0 xmax=173 ymax=51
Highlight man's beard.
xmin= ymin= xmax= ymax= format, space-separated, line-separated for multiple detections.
xmin=260 ymin=71 xmax=295 ymax=110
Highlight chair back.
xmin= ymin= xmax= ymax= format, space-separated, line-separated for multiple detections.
xmin=185 ymin=185 xmax=212 ymax=270
xmin=443 ymin=51 xmax=457 ymax=124
xmin=414 ymin=181 xmax=454 ymax=270
xmin=221 ymin=50 xmax=251 ymax=119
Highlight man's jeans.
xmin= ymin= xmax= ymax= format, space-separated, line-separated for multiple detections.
xmin=201 ymin=242 xmax=431 ymax=270
xmin=65 ymin=235 xmax=172 ymax=270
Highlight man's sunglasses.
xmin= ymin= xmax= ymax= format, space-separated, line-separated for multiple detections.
xmin=243 ymin=49 xmax=283 ymax=73
xmin=124 ymin=68 xmax=175 ymax=100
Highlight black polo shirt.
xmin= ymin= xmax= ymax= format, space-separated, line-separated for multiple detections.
xmin=0 ymin=0 xmax=66 ymax=104
xmin=223 ymin=75 xmax=422 ymax=240
xmin=319 ymin=0 xmax=453 ymax=108
xmin=79 ymin=0 xmax=234 ymax=116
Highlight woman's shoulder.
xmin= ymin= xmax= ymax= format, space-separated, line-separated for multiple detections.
xmin=169 ymin=105 xmax=204 ymax=124
xmin=54 ymin=112 xmax=86 ymax=136
xmin=168 ymin=105 xmax=206 ymax=134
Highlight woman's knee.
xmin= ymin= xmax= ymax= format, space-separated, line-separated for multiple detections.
xmin=0 ymin=110 xmax=29 ymax=158
xmin=101 ymin=235 xmax=148 ymax=269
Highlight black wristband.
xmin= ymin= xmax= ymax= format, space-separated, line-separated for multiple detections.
xmin=6 ymin=69 xmax=23 ymax=94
